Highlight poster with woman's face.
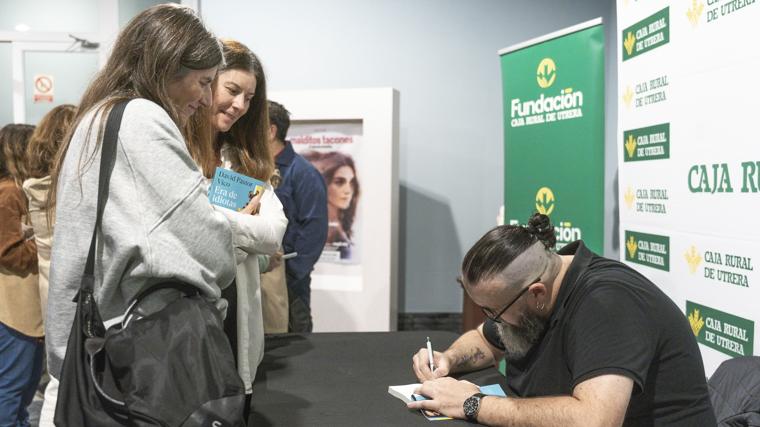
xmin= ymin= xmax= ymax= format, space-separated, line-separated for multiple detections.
xmin=288 ymin=121 xmax=363 ymax=266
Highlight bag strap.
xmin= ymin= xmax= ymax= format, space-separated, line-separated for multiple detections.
xmin=81 ymin=100 xmax=129 ymax=293
xmin=121 ymin=281 xmax=201 ymax=327
xmin=78 ymin=100 xmax=201 ymax=313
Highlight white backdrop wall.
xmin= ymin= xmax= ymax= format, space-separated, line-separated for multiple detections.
xmin=202 ymin=0 xmax=618 ymax=313
xmin=617 ymin=0 xmax=760 ymax=375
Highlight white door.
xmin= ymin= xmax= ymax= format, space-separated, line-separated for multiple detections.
xmin=12 ymin=42 xmax=99 ymax=124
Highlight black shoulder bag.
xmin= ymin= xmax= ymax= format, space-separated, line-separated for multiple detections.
xmin=54 ymin=100 xmax=246 ymax=426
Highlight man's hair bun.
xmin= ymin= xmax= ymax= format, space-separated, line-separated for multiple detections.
xmin=526 ymin=213 xmax=556 ymax=249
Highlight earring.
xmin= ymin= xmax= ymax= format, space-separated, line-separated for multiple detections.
xmin=536 ymin=302 xmax=545 ymax=311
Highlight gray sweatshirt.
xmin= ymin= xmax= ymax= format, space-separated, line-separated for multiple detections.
xmin=47 ymin=99 xmax=236 ymax=378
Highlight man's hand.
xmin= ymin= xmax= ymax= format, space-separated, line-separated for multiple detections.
xmin=412 ymin=348 xmax=453 ymax=381
xmin=241 ymin=189 xmax=264 ymax=215
xmin=406 ymin=377 xmax=480 ymax=419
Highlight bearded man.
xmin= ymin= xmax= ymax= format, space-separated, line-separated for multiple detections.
xmin=410 ymin=213 xmax=715 ymax=427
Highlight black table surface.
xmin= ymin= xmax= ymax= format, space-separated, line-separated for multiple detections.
xmin=250 ymin=331 xmax=506 ymax=426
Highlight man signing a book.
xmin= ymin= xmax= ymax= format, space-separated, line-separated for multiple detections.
xmin=409 ymin=213 xmax=715 ymax=426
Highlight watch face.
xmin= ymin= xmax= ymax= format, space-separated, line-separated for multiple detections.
xmin=463 ymin=394 xmax=481 ymax=419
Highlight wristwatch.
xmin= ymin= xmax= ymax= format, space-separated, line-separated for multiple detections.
xmin=463 ymin=392 xmax=486 ymax=422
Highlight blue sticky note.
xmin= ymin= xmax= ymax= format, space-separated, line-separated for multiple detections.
xmin=479 ymin=384 xmax=506 ymax=397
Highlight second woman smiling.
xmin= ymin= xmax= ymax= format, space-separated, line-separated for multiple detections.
xmin=189 ymin=39 xmax=287 ymax=420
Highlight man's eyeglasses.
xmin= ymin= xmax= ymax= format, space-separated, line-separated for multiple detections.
xmin=480 ymin=276 xmax=541 ymax=324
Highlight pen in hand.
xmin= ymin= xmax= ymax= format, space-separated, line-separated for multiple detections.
xmin=426 ymin=336 xmax=435 ymax=373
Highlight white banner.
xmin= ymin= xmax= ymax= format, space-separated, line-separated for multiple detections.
xmin=617 ymin=0 xmax=760 ymax=375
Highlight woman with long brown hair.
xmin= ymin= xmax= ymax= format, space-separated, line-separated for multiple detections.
xmin=189 ymin=39 xmax=287 ymax=419
xmin=0 ymin=123 xmax=41 ymax=427
xmin=23 ymin=104 xmax=76 ymax=321
xmin=20 ymin=105 xmax=76 ymax=426
xmin=45 ymin=4 xmax=237 ymax=422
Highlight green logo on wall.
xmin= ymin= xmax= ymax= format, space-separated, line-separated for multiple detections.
xmin=692 ymin=246 xmax=753 ymax=288
xmin=687 ymin=0 xmax=705 ymax=26
xmin=622 ymin=7 xmax=670 ymax=61
xmin=529 ymin=187 xmax=582 ymax=249
xmin=502 ymin=24 xmax=604 ymax=254
xmin=625 ymin=230 xmax=670 ymax=271
xmin=536 ymin=58 xmax=557 ymax=88
xmin=623 ymin=123 xmax=670 ymax=162
xmin=509 ymin=58 xmax=587 ymax=128
xmin=687 ymin=301 xmax=754 ymax=357
xmin=535 ymin=187 xmax=555 ymax=215
xmin=704 ymin=0 xmax=758 ymax=24
xmin=688 ymin=161 xmax=760 ymax=194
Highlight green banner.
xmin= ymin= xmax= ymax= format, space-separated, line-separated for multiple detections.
xmin=501 ymin=23 xmax=605 ymax=252
xmin=624 ymin=230 xmax=670 ymax=271
xmin=686 ymin=301 xmax=754 ymax=357
xmin=623 ymin=123 xmax=670 ymax=162
xmin=622 ymin=7 xmax=670 ymax=61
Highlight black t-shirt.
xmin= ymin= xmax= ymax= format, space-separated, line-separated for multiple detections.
xmin=482 ymin=241 xmax=715 ymax=426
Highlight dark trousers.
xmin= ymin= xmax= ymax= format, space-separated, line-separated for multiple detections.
xmin=287 ymin=276 xmax=313 ymax=333
xmin=0 ymin=322 xmax=43 ymax=427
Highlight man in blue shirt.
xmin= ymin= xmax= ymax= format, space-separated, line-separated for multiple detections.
xmin=267 ymin=100 xmax=328 ymax=332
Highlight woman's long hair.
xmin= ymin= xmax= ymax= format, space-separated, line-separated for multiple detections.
xmin=0 ymin=124 xmax=35 ymax=184
xmin=303 ymin=151 xmax=360 ymax=239
xmin=47 ymin=3 xmax=223 ymax=213
xmin=190 ymin=39 xmax=272 ymax=181
xmin=25 ymin=104 xmax=77 ymax=179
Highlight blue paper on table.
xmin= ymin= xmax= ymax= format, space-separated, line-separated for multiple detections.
xmin=479 ymin=384 xmax=507 ymax=397
xmin=208 ymin=167 xmax=266 ymax=211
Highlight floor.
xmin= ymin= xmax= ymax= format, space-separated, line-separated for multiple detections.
xmin=28 ymin=393 xmax=42 ymax=426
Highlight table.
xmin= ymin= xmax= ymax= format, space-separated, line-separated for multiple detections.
xmin=250 ymin=331 xmax=506 ymax=426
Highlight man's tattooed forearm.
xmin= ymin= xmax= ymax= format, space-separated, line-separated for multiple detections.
xmin=455 ymin=348 xmax=486 ymax=369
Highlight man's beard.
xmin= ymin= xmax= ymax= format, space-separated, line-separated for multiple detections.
xmin=495 ymin=311 xmax=549 ymax=361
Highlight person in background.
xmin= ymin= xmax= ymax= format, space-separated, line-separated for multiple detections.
xmin=303 ymin=150 xmax=359 ymax=261
xmin=0 ymin=123 xmax=42 ymax=427
xmin=410 ymin=213 xmax=715 ymax=426
xmin=258 ymin=170 xmax=290 ymax=334
xmin=267 ymin=101 xmax=328 ymax=333
xmin=23 ymin=104 xmax=76 ymax=325
xmin=188 ymin=38 xmax=286 ymax=421
xmin=45 ymin=4 xmax=236 ymax=424
xmin=20 ymin=104 xmax=76 ymax=426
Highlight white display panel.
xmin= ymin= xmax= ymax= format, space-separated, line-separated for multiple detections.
xmin=270 ymin=88 xmax=400 ymax=332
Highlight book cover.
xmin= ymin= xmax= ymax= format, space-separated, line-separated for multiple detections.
xmin=208 ymin=167 xmax=266 ymax=211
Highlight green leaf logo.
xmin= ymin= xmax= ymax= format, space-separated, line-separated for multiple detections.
xmin=536 ymin=58 xmax=557 ymax=89
xmin=535 ymin=187 xmax=555 ymax=216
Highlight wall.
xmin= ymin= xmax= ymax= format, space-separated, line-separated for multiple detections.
xmin=203 ymin=0 xmax=618 ymax=313
xmin=0 ymin=0 xmax=99 ymax=33
xmin=0 ymin=43 xmax=12 ymax=125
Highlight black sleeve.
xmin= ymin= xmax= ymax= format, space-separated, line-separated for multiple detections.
xmin=482 ymin=318 xmax=506 ymax=351
xmin=565 ymin=284 xmax=656 ymax=393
